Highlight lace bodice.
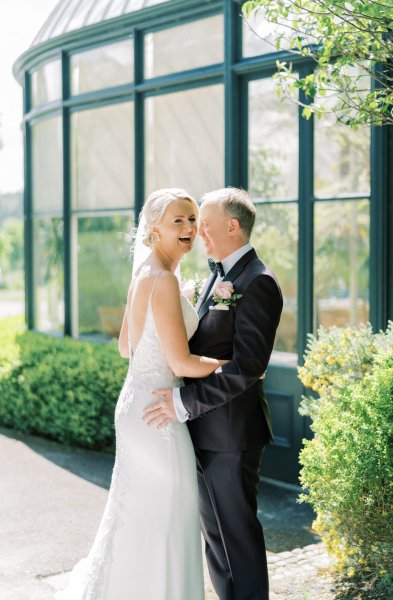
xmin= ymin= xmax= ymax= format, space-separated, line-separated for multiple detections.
xmin=128 ymin=292 xmax=199 ymax=391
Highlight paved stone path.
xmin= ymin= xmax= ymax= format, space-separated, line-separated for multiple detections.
xmin=0 ymin=291 xmax=24 ymax=319
xmin=267 ymin=544 xmax=334 ymax=599
xmin=0 ymin=428 xmax=335 ymax=600
xmin=204 ymin=545 xmax=333 ymax=600
xmin=48 ymin=541 xmax=334 ymax=600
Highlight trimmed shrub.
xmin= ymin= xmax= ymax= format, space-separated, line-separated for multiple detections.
xmin=0 ymin=316 xmax=128 ymax=449
xmin=299 ymin=323 xmax=393 ymax=595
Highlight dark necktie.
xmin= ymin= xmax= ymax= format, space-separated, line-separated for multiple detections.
xmin=208 ymin=258 xmax=225 ymax=278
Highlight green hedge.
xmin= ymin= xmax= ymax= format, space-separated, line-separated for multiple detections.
xmin=298 ymin=323 xmax=393 ymax=596
xmin=0 ymin=316 xmax=128 ymax=449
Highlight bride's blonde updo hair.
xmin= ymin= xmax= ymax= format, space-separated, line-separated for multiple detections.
xmin=141 ymin=188 xmax=198 ymax=247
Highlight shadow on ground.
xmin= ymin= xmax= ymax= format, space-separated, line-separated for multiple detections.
xmin=2 ymin=426 xmax=320 ymax=554
xmin=258 ymin=480 xmax=320 ymax=552
xmin=1 ymin=427 xmax=114 ymax=489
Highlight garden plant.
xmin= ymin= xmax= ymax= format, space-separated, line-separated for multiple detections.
xmin=298 ymin=322 xmax=393 ymax=597
xmin=0 ymin=316 xmax=128 ymax=449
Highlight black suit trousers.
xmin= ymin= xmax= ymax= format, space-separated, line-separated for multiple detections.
xmin=195 ymin=447 xmax=269 ymax=600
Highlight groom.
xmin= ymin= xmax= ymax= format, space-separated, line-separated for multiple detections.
xmin=145 ymin=187 xmax=282 ymax=600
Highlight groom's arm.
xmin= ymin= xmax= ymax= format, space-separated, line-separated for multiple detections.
xmin=180 ymin=274 xmax=282 ymax=420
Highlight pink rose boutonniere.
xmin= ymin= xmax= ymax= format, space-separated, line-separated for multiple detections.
xmin=211 ymin=281 xmax=243 ymax=311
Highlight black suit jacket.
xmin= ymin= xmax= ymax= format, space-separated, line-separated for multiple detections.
xmin=180 ymin=248 xmax=283 ymax=451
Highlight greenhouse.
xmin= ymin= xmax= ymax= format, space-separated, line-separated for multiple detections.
xmin=14 ymin=0 xmax=393 ymax=482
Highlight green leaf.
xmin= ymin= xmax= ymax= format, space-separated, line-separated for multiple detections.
xmin=242 ymin=0 xmax=393 ymax=126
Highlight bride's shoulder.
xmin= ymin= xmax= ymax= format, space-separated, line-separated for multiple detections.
xmin=133 ymin=268 xmax=179 ymax=295
xmin=152 ymin=270 xmax=180 ymax=295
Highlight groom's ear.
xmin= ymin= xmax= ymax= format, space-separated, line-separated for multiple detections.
xmin=228 ymin=218 xmax=240 ymax=236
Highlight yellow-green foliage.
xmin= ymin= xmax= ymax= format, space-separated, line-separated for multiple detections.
xmin=0 ymin=315 xmax=24 ymax=375
xmin=298 ymin=322 xmax=393 ymax=420
xmin=0 ymin=316 xmax=128 ymax=449
xmin=299 ymin=323 xmax=393 ymax=593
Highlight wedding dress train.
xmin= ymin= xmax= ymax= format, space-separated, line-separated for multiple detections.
xmin=56 ymin=288 xmax=204 ymax=600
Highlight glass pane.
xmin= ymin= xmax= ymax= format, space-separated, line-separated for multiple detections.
xmin=251 ymin=203 xmax=298 ymax=356
xmin=249 ymin=79 xmax=298 ymax=201
xmin=34 ymin=217 xmax=64 ymax=333
xmin=49 ymin=0 xmax=94 ymax=39
xmin=71 ymin=39 xmax=133 ymax=95
xmin=106 ymin=0 xmax=138 ymax=20
xmin=314 ymin=200 xmax=370 ymax=329
xmin=243 ymin=9 xmax=291 ymax=58
xmin=71 ymin=102 xmax=134 ymax=210
xmin=144 ymin=15 xmax=224 ymax=78
xmin=145 ymin=84 xmax=224 ymax=199
xmin=39 ymin=0 xmax=169 ymax=43
xmin=32 ymin=116 xmax=63 ymax=214
xmin=81 ymin=0 xmax=120 ymax=25
xmin=76 ymin=215 xmax=133 ymax=337
xmin=126 ymin=0 xmax=168 ymax=9
xmin=315 ymin=115 xmax=370 ymax=197
xmin=31 ymin=60 xmax=62 ymax=108
xmin=0 ymin=214 xmax=24 ymax=293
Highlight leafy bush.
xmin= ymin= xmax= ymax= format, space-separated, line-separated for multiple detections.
xmin=0 ymin=316 xmax=128 ymax=450
xmin=298 ymin=323 xmax=393 ymax=595
xmin=298 ymin=322 xmax=393 ymax=420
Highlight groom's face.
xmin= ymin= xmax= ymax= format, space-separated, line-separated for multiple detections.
xmin=198 ymin=201 xmax=229 ymax=260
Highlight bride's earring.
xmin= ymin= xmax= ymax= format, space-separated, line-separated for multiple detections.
xmin=156 ymin=235 xmax=160 ymax=242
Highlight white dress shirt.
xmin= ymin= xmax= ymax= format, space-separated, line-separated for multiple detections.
xmin=173 ymin=243 xmax=252 ymax=422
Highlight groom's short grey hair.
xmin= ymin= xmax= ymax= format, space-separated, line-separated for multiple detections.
xmin=202 ymin=187 xmax=256 ymax=238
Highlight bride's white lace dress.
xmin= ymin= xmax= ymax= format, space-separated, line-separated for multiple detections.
xmin=56 ymin=289 xmax=204 ymax=600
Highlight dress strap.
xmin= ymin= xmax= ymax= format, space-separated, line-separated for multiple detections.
xmin=149 ymin=271 xmax=165 ymax=303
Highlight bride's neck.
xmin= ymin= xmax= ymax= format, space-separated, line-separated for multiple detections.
xmin=151 ymin=248 xmax=179 ymax=273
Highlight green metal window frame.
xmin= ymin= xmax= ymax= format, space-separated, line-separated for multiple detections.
xmin=15 ymin=0 xmax=392 ymax=350
xmin=239 ymin=64 xmax=314 ymax=360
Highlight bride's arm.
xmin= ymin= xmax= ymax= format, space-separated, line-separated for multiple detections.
xmin=152 ymin=271 xmax=225 ymax=378
xmin=118 ymin=285 xmax=132 ymax=358
xmin=118 ymin=308 xmax=129 ymax=358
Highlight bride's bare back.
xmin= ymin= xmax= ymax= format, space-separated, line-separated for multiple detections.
xmin=127 ymin=269 xmax=166 ymax=357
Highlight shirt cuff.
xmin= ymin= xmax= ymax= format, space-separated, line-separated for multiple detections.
xmin=215 ymin=366 xmax=222 ymax=374
xmin=173 ymin=388 xmax=190 ymax=422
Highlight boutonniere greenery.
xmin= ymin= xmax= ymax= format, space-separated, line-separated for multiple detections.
xmin=181 ymin=277 xmax=207 ymax=306
xmin=212 ymin=281 xmax=243 ymax=310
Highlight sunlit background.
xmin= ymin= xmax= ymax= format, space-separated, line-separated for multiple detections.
xmin=0 ymin=0 xmax=59 ymax=317
xmin=0 ymin=0 xmax=383 ymax=484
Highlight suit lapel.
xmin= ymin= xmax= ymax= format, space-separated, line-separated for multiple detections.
xmin=198 ymin=291 xmax=216 ymax=320
xmin=196 ymin=272 xmax=216 ymax=315
xmin=198 ymin=249 xmax=257 ymax=321
xmin=222 ymin=248 xmax=257 ymax=285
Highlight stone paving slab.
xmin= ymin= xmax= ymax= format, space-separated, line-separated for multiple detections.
xmin=267 ymin=544 xmax=333 ymax=600
xmin=44 ymin=543 xmax=334 ymax=600
xmin=0 ymin=427 xmax=335 ymax=600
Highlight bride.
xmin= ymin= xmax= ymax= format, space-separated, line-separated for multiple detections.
xmin=57 ymin=188 xmax=226 ymax=600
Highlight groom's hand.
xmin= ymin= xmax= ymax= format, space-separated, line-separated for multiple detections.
xmin=143 ymin=388 xmax=176 ymax=429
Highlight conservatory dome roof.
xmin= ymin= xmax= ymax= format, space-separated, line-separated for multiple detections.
xmin=32 ymin=0 xmax=168 ymax=46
